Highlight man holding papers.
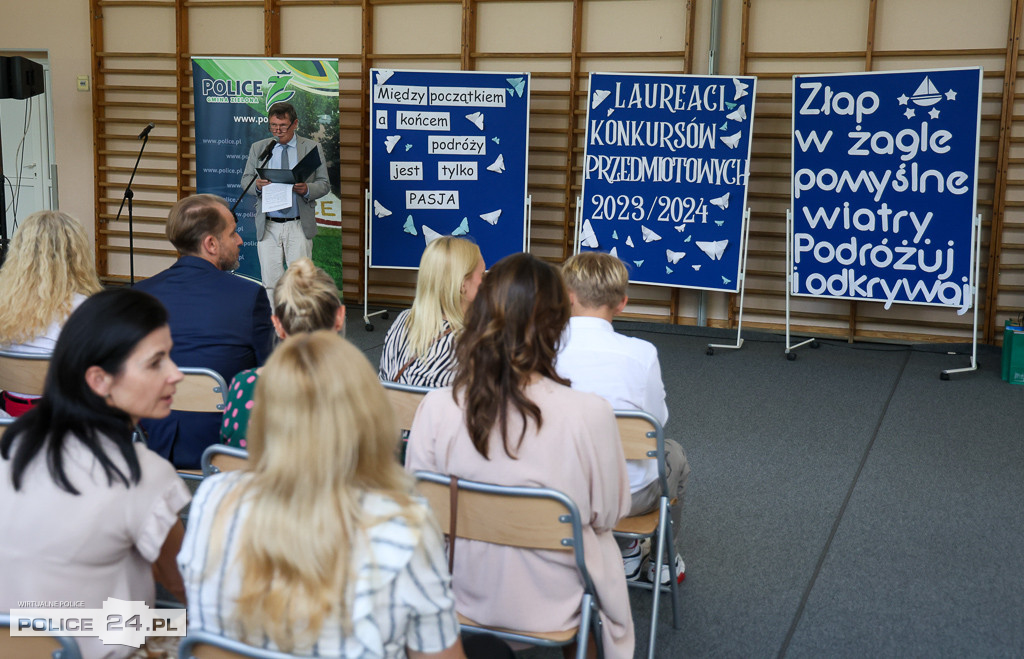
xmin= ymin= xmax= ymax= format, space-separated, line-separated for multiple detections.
xmin=241 ymin=101 xmax=330 ymax=292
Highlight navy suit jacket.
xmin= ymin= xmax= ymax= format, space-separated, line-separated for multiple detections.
xmin=135 ymin=255 xmax=274 ymax=468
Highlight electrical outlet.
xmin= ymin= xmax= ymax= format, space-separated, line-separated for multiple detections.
xmin=77 ymin=75 xmax=90 ymax=91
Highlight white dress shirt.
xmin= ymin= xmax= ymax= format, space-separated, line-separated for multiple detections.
xmin=555 ymin=315 xmax=668 ymax=492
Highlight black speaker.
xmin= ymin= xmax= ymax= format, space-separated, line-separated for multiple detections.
xmin=0 ymin=56 xmax=45 ymax=100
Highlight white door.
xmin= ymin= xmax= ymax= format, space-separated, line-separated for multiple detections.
xmin=0 ymin=56 xmax=55 ymax=243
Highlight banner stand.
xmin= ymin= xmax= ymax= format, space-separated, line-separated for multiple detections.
xmin=707 ymin=207 xmax=752 ymax=355
xmin=363 ymin=188 xmax=389 ymax=332
xmin=784 ymin=208 xmax=818 ymax=360
xmin=941 ymin=213 xmax=983 ymax=380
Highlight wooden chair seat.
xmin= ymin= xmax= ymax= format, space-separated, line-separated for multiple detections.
xmin=457 ymin=613 xmax=578 ymax=644
xmin=614 ymin=497 xmax=679 ymax=535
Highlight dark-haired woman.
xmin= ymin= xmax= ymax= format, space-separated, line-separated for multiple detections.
xmin=406 ymin=253 xmax=634 ymax=658
xmin=0 ymin=289 xmax=191 ymax=659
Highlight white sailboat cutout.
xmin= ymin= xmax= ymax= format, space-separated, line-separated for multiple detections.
xmin=375 ymin=69 xmax=394 ymax=86
xmin=721 ymin=132 xmax=741 ymax=149
xmin=479 ymin=209 xmax=501 ymax=225
xmin=373 ymin=200 xmax=392 ymax=218
xmin=911 ymin=77 xmax=942 ymax=106
xmin=592 ymin=89 xmax=612 ymax=108
xmin=625 ymin=235 xmax=635 ymax=248
xmin=696 ymin=239 xmax=729 ymax=261
xmin=666 ymin=249 xmax=686 ymax=264
xmin=732 ymin=78 xmax=749 ymax=101
xmin=710 ymin=192 xmax=730 ymax=210
xmin=486 ymin=154 xmax=505 ymax=173
xmin=725 ymin=105 xmax=747 ymax=122
xmin=384 ymin=135 xmax=401 ymax=153
xmin=422 ymin=225 xmax=442 ymax=244
xmin=641 ymin=226 xmax=662 ymax=243
xmin=580 ymin=219 xmax=599 ymax=248
xmin=465 ymin=112 xmax=485 ymax=130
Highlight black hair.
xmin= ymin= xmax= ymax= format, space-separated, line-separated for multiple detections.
xmin=1 ymin=288 xmax=169 ymax=494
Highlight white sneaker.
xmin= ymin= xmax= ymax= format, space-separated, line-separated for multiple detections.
xmin=622 ymin=539 xmax=650 ymax=581
xmin=646 ymin=553 xmax=685 ymax=585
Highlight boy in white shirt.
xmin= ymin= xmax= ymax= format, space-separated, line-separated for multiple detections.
xmin=556 ymin=251 xmax=690 ymax=584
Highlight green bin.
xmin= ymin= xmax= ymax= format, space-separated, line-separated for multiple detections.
xmin=1001 ymin=319 xmax=1024 ymax=384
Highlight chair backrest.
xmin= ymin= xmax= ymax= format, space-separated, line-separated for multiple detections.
xmin=381 ymin=380 xmax=432 ymax=434
xmin=178 ymin=629 xmax=297 ymax=658
xmin=414 ymin=471 xmax=596 ymax=588
xmin=174 ymin=367 xmax=229 ymax=413
xmin=201 ymin=444 xmax=250 ymax=477
xmin=0 ymin=350 xmax=50 ymax=397
xmin=0 ymin=612 xmax=82 ymax=659
xmin=614 ymin=409 xmax=670 ymax=495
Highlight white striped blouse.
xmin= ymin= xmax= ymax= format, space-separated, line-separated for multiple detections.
xmin=178 ymin=471 xmax=460 ymax=658
xmin=378 ymin=309 xmax=458 ymax=388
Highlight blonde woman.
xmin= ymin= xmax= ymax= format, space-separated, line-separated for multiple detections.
xmin=220 ymin=257 xmax=344 ymax=447
xmin=379 ymin=237 xmax=484 ymax=387
xmin=0 ymin=211 xmax=102 ymax=415
xmin=180 ymin=332 xmax=465 ymax=658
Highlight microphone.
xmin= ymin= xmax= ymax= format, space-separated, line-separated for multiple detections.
xmin=137 ymin=123 xmax=155 ymax=140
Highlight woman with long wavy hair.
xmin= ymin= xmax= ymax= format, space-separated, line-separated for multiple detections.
xmin=406 ymin=252 xmax=635 ymax=658
xmin=180 ymin=331 xmax=466 ymax=658
xmin=0 ymin=210 xmax=102 ymax=415
xmin=379 ymin=236 xmax=484 ymax=387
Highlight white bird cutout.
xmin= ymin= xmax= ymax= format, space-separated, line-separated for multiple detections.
xmin=592 ymin=89 xmax=612 ymax=108
xmin=580 ymin=219 xmax=599 ymax=249
xmin=726 ymin=105 xmax=747 ymax=122
xmin=487 ymin=154 xmax=505 ymax=174
xmin=696 ymin=239 xmax=729 ymax=261
xmin=732 ymin=78 xmax=749 ymax=101
xmin=373 ymin=200 xmax=392 ymax=218
xmin=641 ymin=226 xmax=662 ymax=243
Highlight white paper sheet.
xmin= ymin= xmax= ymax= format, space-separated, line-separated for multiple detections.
xmin=261 ymin=183 xmax=292 ymax=213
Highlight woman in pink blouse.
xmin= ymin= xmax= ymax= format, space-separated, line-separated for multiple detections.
xmin=406 ymin=252 xmax=635 ymax=658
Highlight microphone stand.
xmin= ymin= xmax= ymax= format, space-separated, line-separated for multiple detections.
xmin=115 ymin=123 xmax=153 ymax=285
xmin=232 ymin=141 xmax=276 ymax=214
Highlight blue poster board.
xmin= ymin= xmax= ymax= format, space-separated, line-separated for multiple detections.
xmin=369 ymin=69 xmax=530 ymax=269
xmin=791 ymin=67 xmax=982 ymax=310
xmin=579 ymin=72 xmax=757 ymax=292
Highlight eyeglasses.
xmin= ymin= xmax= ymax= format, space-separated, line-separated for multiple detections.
xmin=269 ymin=121 xmax=294 ymax=133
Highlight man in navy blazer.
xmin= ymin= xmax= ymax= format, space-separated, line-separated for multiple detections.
xmin=135 ymin=194 xmax=274 ymax=468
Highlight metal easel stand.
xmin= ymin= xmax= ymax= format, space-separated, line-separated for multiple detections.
xmin=573 ymin=195 xmax=583 ymax=254
xmin=707 ymin=207 xmax=752 ymax=355
xmin=941 ymin=213 xmax=983 ymax=380
xmin=784 ymin=208 xmax=818 ymax=360
xmin=525 ymin=194 xmax=533 ymax=252
xmin=363 ymin=188 xmax=389 ymax=331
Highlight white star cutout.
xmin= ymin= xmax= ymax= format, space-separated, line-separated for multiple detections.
xmin=945 ymin=89 xmax=957 ymax=101
xmin=904 ymin=108 xmax=916 ymax=119
xmin=897 ymin=94 xmax=909 ymax=106
xmin=929 ymin=107 xmax=940 ymax=120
